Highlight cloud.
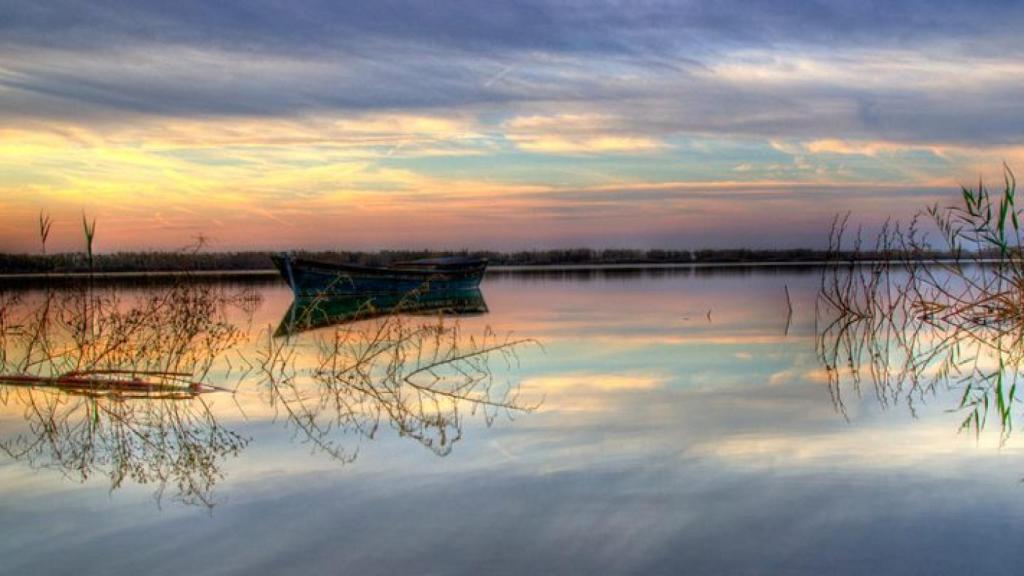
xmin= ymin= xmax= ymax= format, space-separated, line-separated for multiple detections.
xmin=3 ymin=1 xmax=1024 ymax=250
xmin=504 ymin=114 xmax=665 ymax=154
xmin=2 ymin=1 xmax=1024 ymax=152
xmin=5 ymin=1 xmax=1024 ymax=57
xmin=5 ymin=41 xmax=1023 ymax=150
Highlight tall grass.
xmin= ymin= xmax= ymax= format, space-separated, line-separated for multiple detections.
xmin=0 ymin=283 xmax=251 ymax=507
xmin=817 ymin=165 xmax=1024 ymax=439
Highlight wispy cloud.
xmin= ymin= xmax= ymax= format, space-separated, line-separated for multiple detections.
xmin=504 ymin=114 xmax=666 ymax=154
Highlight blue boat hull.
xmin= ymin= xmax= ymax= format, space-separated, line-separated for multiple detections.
xmin=271 ymin=254 xmax=487 ymax=298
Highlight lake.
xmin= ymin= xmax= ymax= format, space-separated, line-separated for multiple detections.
xmin=1 ymin=266 xmax=1022 ymax=575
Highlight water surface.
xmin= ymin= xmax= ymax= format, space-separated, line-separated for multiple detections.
xmin=1 ymin=268 xmax=1021 ymax=575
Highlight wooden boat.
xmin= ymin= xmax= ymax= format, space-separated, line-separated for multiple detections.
xmin=271 ymin=253 xmax=488 ymax=298
xmin=275 ymin=289 xmax=488 ymax=336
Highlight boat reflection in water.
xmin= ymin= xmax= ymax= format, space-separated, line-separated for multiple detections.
xmin=264 ymin=286 xmax=535 ymax=462
xmin=275 ymin=288 xmax=489 ymax=336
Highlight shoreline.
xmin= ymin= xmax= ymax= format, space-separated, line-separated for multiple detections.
xmin=0 ymin=259 xmax=998 ymax=281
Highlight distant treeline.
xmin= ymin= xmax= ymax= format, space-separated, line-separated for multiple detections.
xmin=0 ymin=247 xmax=968 ymax=274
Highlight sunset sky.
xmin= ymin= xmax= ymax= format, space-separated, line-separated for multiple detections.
xmin=2 ymin=1 xmax=1024 ymax=252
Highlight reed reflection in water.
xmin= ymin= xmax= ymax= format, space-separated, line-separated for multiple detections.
xmin=0 ymin=281 xmax=535 ymax=507
xmin=0 ymin=283 xmax=252 ymax=506
xmin=817 ymin=203 xmax=1024 ymax=440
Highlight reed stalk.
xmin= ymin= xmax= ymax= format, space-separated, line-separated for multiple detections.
xmin=81 ymin=212 xmax=96 ymax=270
xmin=38 ymin=210 xmax=52 ymax=255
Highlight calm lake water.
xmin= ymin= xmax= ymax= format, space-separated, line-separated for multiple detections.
xmin=1 ymin=267 xmax=1022 ymax=575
